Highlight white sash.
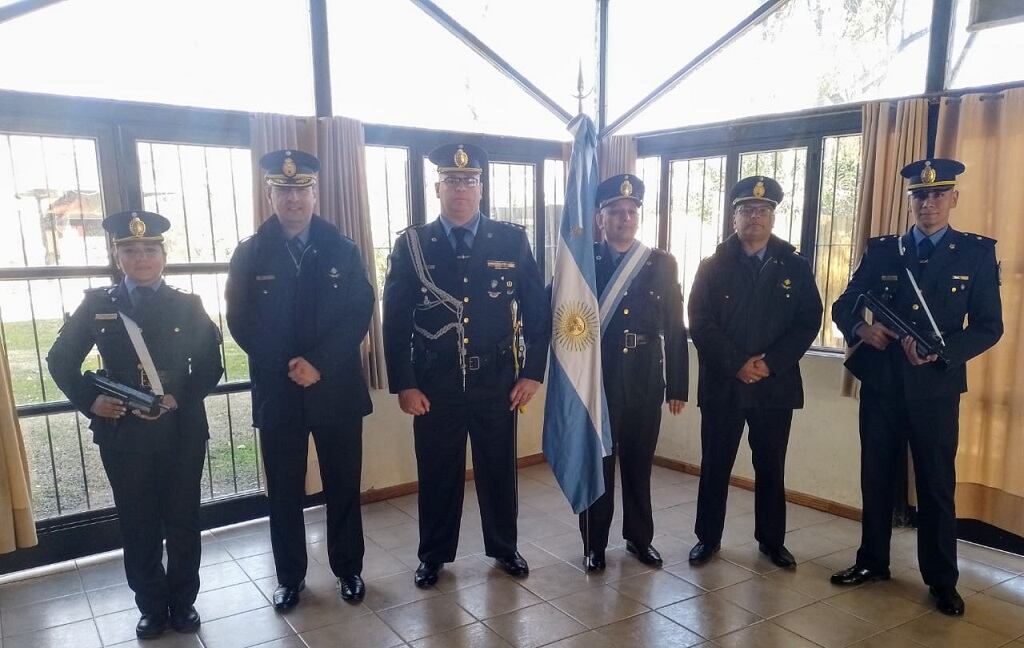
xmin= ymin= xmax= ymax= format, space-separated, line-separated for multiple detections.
xmin=599 ymin=241 xmax=652 ymax=335
xmin=119 ymin=312 xmax=164 ymax=395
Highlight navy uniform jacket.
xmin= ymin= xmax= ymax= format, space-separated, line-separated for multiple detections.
xmin=47 ymin=282 xmax=223 ymax=455
xmin=832 ymin=227 xmax=1003 ymax=399
xmin=382 ymin=216 xmax=551 ymax=403
xmin=595 ymin=243 xmax=688 ymax=408
xmin=689 ymin=234 xmax=823 ymax=410
xmin=225 ymin=215 xmax=374 ymax=429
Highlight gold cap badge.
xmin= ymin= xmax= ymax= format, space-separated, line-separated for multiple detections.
xmin=282 ymin=156 xmax=297 ymax=178
xmin=454 ymin=146 xmax=469 ymax=169
xmin=921 ymin=161 xmax=936 ymax=184
xmin=620 ymin=178 xmax=633 ymax=198
xmin=753 ymin=179 xmax=766 ymax=199
xmin=129 ymin=213 xmax=146 ymax=237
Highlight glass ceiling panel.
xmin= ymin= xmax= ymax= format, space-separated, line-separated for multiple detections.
xmin=329 ymin=0 xmax=569 ymax=139
xmin=947 ymin=0 xmax=1024 ymax=89
xmin=606 ymin=0 xmax=766 ymax=122
xmin=431 ymin=0 xmax=599 ymax=118
xmin=0 ymin=0 xmax=314 ymax=114
xmin=621 ymin=0 xmax=932 ymax=134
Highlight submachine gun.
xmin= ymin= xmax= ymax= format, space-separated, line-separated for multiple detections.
xmin=85 ymin=370 xmax=169 ymax=417
xmin=853 ymin=291 xmax=949 ymax=366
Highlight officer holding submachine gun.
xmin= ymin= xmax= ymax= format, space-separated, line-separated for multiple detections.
xmin=48 ymin=210 xmax=223 ymax=639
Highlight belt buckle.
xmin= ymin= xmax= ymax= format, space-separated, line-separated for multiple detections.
xmin=624 ymin=332 xmax=638 ymax=349
xmin=467 ymin=356 xmax=481 ymax=371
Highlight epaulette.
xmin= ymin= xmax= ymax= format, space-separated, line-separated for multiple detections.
xmin=84 ymin=285 xmax=115 ymax=296
xmin=492 ymin=220 xmax=527 ymax=231
xmin=167 ymin=284 xmax=193 ymax=295
xmin=961 ymin=231 xmax=997 ymax=246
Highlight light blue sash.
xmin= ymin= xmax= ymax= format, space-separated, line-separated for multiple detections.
xmin=599 ymin=241 xmax=652 ymax=335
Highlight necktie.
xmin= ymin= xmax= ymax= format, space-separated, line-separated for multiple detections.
xmin=917 ymin=237 xmax=934 ymax=276
xmin=452 ymin=227 xmax=471 ymax=260
xmin=134 ymin=285 xmax=155 ymax=313
xmin=287 ymin=237 xmax=306 ymax=269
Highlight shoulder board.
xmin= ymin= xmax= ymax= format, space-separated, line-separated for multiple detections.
xmin=167 ymin=285 xmax=192 ymax=295
xmin=84 ymin=285 xmax=115 ymax=296
xmin=960 ymin=231 xmax=997 ymax=246
xmin=340 ymin=233 xmax=355 ymax=244
xmin=491 ymin=220 xmax=527 ymax=231
xmin=866 ymin=235 xmax=898 ymax=247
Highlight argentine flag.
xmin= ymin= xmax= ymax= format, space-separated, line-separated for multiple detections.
xmin=542 ymin=115 xmax=611 ymax=514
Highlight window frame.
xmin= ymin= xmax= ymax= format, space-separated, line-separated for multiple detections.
xmin=636 ymin=108 xmax=862 ymax=352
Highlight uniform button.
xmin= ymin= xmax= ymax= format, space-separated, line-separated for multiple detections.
xmin=912 ymin=304 xmax=920 ymax=310
xmin=463 ymin=337 xmax=470 ymax=344
xmin=623 ymin=308 xmax=630 ymax=315
xmin=463 ymin=277 xmax=469 ymax=283
xmin=622 ymin=348 xmax=629 ymax=354
xmin=463 ymin=297 xmax=470 ymax=303
xmin=951 ymin=287 xmax=957 ymax=293
xmin=99 ymin=327 xmax=105 ymax=333
xmin=463 ymin=317 xmax=470 ymax=324
xmin=174 ymin=327 xmax=180 ymax=332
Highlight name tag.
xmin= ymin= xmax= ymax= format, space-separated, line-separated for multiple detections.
xmin=487 ymin=260 xmax=516 ymax=270
xmin=881 ymin=275 xmax=898 ymax=281
xmin=952 ymin=275 xmax=970 ymax=281
xmin=256 ymin=275 xmax=275 ymax=281
xmin=94 ymin=313 xmax=118 ymax=320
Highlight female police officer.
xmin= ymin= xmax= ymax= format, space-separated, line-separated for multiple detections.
xmin=48 ymin=210 xmax=223 ymax=639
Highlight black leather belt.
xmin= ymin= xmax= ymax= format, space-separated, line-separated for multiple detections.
xmin=623 ymin=333 xmax=652 ymax=348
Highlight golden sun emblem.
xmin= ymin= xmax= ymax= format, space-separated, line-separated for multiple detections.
xmin=620 ymin=178 xmax=633 ymax=198
xmin=282 ymin=157 xmax=297 ymax=178
xmin=129 ymin=214 xmax=147 ymax=237
xmin=921 ymin=161 xmax=936 ymax=184
xmin=554 ymin=301 xmax=599 ymax=352
xmin=454 ymin=146 xmax=469 ymax=168
xmin=753 ymin=180 xmax=766 ymax=198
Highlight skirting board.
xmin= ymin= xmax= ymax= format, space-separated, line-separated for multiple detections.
xmin=652 ymin=455 xmax=863 ymax=522
xmin=358 ymin=452 xmax=547 ymax=505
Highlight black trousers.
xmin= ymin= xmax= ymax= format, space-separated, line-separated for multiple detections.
xmin=100 ymin=434 xmax=207 ymax=616
xmin=259 ymin=419 xmax=364 ymax=585
xmin=414 ymin=399 xmax=518 ymax=563
xmin=578 ymin=400 xmax=662 ymax=552
xmin=694 ymin=405 xmax=793 ymax=549
xmin=857 ymin=386 xmax=960 ymax=587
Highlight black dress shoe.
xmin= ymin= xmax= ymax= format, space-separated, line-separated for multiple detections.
xmin=136 ymin=612 xmax=168 ymax=639
xmin=688 ymin=542 xmax=720 ymax=565
xmin=930 ymin=586 xmax=965 ymax=616
xmin=758 ymin=543 xmax=796 ymax=568
xmin=272 ymin=580 xmax=305 ymax=610
xmin=584 ymin=549 xmax=606 ymax=572
xmin=339 ymin=574 xmax=365 ymax=602
xmin=496 ymin=552 xmax=530 ymax=577
xmin=414 ymin=562 xmax=442 ymax=588
xmin=169 ymin=605 xmax=201 ymax=633
xmin=830 ymin=565 xmax=891 ymax=586
xmin=625 ymin=541 xmax=663 ymax=566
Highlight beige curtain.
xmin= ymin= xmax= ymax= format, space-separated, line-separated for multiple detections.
xmin=841 ymin=98 xmax=929 ymax=397
xmin=934 ymin=88 xmax=1024 ymax=536
xmin=597 ymin=134 xmax=637 ymax=180
xmin=249 ymin=113 xmax=386 ymax=495
xmin=0 ymin=336 xmax=36 ymax=552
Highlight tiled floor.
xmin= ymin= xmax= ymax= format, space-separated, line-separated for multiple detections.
xmin=1 ymin=463 xmax=1023 ymax=647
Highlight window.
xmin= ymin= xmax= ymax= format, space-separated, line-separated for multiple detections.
xmin=489 ymin=162 xmax=536 ymax=251
xmin=622 ymin=0 xmax=931 ymax=133
xmin=635 ymin=156 xmax=661 ymax=248
xmin=0 ymin=0 xmax=314 ymax=114
xmin=668 ymin=156 xmax=727 ymax=321
xmin=365 ymin=145 xmax=412 ymax=305
xmin=815 ymin=135 xmax=862 ymax=349
xmin=947 ymin=0 xmax=1024 ymax=88
xmin=0 ymin=134 xmax=106 ymax=267
xmin=543 ymin=159 xmax=566 ymax=283
xmin=738 ymin=147 xmax=807 ymax=250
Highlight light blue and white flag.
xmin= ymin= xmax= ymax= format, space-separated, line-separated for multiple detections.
xmin=542 ymin=115 xmax=611 ymax=514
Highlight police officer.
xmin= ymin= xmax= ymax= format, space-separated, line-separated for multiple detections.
xmin=688 ymin=177 xmax=823 ymax=568
xmin=382 ymin=143 xmax=551 ymax=587
xmin=830 ymin=159 xmax=1002 ymax=616
xmin=225 ymin=150 xmax=374 ymax=608
xmin=48 ymin=211 xmax=223 ymax=639
xmin=579 ymin=174 xmax=688 ymax=572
